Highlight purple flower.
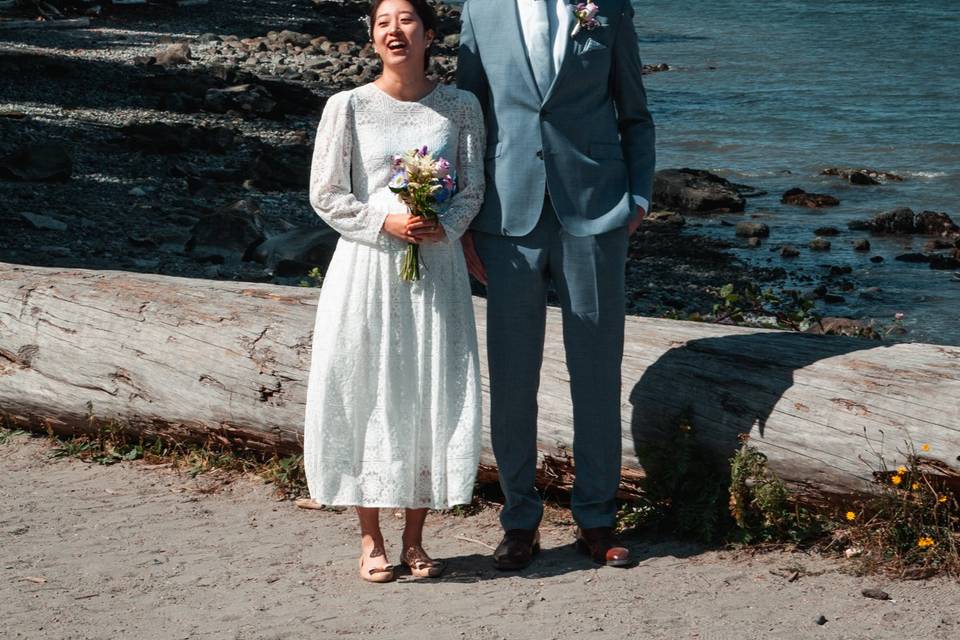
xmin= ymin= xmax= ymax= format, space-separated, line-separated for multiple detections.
xmin=435 ymin=157 xmax=451 ymax=175
xmin=391 ymin=154 xmax=404 ymax=168
xmin=413 ymin=145 xmax=429 ymax=158
xmin=388 ymin=170 xmax=408 ymax=191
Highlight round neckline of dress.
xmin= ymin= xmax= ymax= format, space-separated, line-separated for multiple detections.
xmin=368 ymin=81 xmax=441 ymax=104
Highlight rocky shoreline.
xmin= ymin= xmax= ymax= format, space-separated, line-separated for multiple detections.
xmin=5 ymin=0 xmax=955 ymax=330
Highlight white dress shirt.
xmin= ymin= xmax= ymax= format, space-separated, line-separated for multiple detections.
xmin=514 ymin=0 xmax=649 ymax=214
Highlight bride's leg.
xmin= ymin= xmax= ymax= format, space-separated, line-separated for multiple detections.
xmin=401 ymin=508 xmax=444 ymax=577
xmin=357 ymin=507 xmax=394 ymax=582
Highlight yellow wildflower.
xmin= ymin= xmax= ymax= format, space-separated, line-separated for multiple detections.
xmin=911 ymin=482 xmax=920 ymax=490
xmin=917 ymin=536 xmax=935 ymax=549
xmin=921 ymin=443 xmax=930 ymax=452
xmin=891 ymin=475 xmax=902 ymax=485
xmin=939 ymin=495 xmax=948 ymax=503
xmin=897 ymin=465 xmax=908 ymax=475
xmin=845 ymin=511 xmax=856 ymax=521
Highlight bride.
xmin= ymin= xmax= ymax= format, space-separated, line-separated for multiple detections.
xmin=302 ymin=0 xmax=485 ymax=583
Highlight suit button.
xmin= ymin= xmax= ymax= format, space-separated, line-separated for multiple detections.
xmin=536 ymin=150 xmax=543 ymax=159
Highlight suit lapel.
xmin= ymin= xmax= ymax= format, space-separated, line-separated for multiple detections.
xmin=542 ymin=1 xmax=575 ymax=105
xmin=504 ymin=0 xmax=543 ymax=101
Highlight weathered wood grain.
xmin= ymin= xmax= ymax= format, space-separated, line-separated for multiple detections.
xmin=1 ymin=261 xmax=957 ymax=503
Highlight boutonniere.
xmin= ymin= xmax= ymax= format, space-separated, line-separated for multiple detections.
xmin=571 ymin=2 xmax=600 ymax=37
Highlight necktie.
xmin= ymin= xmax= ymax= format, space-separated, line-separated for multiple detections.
xmin=527 ymin=0 xmax=554 ymax=97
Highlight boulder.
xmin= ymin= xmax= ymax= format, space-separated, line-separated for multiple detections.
xmin=184 ymin=199 xmax=266 ymax=263
xmin=249 ymin=227 xmax=340 ymax=276
xmin=814 ymin=226 xmax=840 ymax=236
xmin=780 ymin=245 xmax=800 ymax=258
xmin=809 ymin=237 xmax=832 ymax=251
xmin=247 ymin=143 xmax=312 ymax=190
xmin=781 ymin=188 xmax=840 ymax=208
xmin=852 ymin=239 xmax=871 ymax=251
xmin=652 ymin=168 xmax=747 ymax=213
xmin=849 ymin=208 xmax=959 ymax=236
xmin=821 ymin=167 xmax=903 ymax=184
xmin=0 ymin=142 xmax=72 ymax=181
xmin=734 ymin=221 xmax=769 ymax=238
xmin=154 ymin=43 xmax=192 ymax=67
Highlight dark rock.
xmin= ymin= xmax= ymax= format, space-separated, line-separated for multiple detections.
xmin=16 ymin=211 xmax=68 ymax=231
xmin=870 ymin=255 xmax=884 ymax=263
xmin=120 ymin=122 xmax=236 ymax=154
xmin=929 ymin=254 xmax=960 ymax=270
xmin=155 ymin=43 xmax=192 ymax=67
xmin=652 ymin=168 xmax=747 ymax=214
xmin=185 ymin=199 xmax=266 ymax=262
xmin=0 ymin=143 xmax=72 ymax=181
xmin=916 ymin=210 xmax=960 ymax=236
xmin=249 ymin=226 xmax=340 ymax=275
xmin=815 ymin=615 xmax=828 ymax=626
xmin=822 ymin=167 xmax=903 ymax=184
xmin=809 ymin=237 xmax=832 ymax=251
xmin=849 ymin=207 xmax=959 ymax=236
xmin=853 ymin=239 xmax=871 ymax=251
xmin=746 ymin=237 xmax=762 ymax=248
xmin=247 ymin=143 xmax=312 ymax=190
xmin=647 ymin=211 xmax=685 ymax=225
xmin=815 ymin=226 xmax=840 ymax=236
xmin=862 ymin=588 xmax=891 ymax=601
xmin=781 ymin=188 xmax=840 ymax=208
xmin=780 ymin=245 xmax=800 ymax=258
xmin=824 ymin=293 xmax=845 ymax=304
xmin=828 ymin=265 xmax=853 ymax=276
xmin=806 ymin=317 xmax=879 ymax=339
xmin=735 ymin=222 xmax=769 ymax=238
xmin=895 ymin=253 xmax=931 ymax=263
xmin=204 ymin=84 xmax=277 ymax=115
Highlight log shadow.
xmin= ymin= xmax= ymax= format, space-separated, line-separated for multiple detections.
xmin=629 ymin=330 xmax=888 ymax=482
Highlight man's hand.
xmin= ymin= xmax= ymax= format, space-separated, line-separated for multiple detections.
xmin=628 ymin=205 xmax=646 ymax=235
xmin=461 ymin=230 xmax=487 ymax=285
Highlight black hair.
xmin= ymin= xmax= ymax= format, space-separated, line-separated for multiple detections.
xmin=368 ymin=0 xmax=437 ymax=71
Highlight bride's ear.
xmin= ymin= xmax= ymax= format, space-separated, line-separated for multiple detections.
xmin=424 ymin=28 xmax=434 ymax=49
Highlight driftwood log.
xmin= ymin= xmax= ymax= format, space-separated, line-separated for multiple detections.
xmin=1 ymin=261 xmax=958 ymax=505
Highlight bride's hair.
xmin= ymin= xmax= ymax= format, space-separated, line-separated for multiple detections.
xmin=368 ymin=0 xmax=438 ymax=72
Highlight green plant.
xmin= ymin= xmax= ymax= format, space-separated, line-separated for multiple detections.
xmin=709 ymin=282 xmax=820 ymax=331
xmin=298 ymin=266 xmax=324 ymax=288
xmin=261 ymin=454 xmax=308 ymax=498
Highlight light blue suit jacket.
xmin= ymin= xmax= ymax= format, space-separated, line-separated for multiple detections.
xmin=457 ymin=0 xmax=656 ymax=237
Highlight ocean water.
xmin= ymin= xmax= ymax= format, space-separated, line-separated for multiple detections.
xmin=631 ymin=0 xmax=960 ymax=345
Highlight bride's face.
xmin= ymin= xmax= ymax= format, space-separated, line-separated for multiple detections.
xmin=372 ymin=0 xmax=434 ymax=71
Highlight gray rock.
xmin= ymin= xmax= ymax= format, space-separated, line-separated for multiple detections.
xmin=185 ymin=199 xmax=266 ymax=262
xmin=652 ymin=168 xmax=747 ymax=214
xmin=853 ymin=239 xmax=871 ymax=251
xmin=735 ymin=221 xmax=769 ymax=237
xmin=155 ymin=43 xmax=192 ymax=67
xmin=809 ymin=237 xmax=832 ymax=251
xmin=18 ymin=211 xmax=68 ymax=231
xmin=249 ymin=226 xmax=340 ymax=276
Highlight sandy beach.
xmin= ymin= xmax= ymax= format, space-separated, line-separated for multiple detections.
xmin=3 ymin=432 xmax=958 ymax=640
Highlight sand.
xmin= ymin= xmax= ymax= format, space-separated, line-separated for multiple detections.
xmin=2 ymin=432 xmax=958 ymax=640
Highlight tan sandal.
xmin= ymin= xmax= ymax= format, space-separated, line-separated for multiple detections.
xmin=400 ymin=545 xmax=445 ymax=578
xmin=358 ymin=545 xmax=395 ymax=583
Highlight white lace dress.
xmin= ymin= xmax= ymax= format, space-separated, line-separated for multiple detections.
xmin=302 ymin=82 xmax=486 ymax=509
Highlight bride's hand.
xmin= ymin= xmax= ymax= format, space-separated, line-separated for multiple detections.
xmin=406 ymin=217 xmax=446 ymax=244
xmin=382 ymin=213 xmax=420 ymax=243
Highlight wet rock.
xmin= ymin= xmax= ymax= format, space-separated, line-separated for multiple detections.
xmin=185 ymin=199 xmax=266 ymax=262
xmin=735 ymin=221 xmax=769 ymax=237
xmin=652 ymin=168 xmax=747 ymax=214
xmin=828 ymin=265 xmax=853 ymax=276
xmin=822 ymin=167 xmax=903 ymax=184
xmin=809 ymin=237 xmax=831 ymax=251
xmin=155 ymin=43 xmax=192 ymax=67
xmin=806 ymin=317 xmax=879 ymax=339
xmin=916 ymin=210 xmax=959 ymax=236
xmin=870 ymin=255 xmax=884 ymax=263
xmin=895 ymin=253 xmax=930 ymax=263
xmin=929 ymin=254 xmax=960 ymax=270
xmin=780 ymin=245 xmax=800 ymax=258
xmin=746 ymin=237 xmax=762 ymax=248
xmin=815 ymin=226 xmax=840 ymax=236
xmin=204 ymin=84 xmax=277 ymax=115
xmin=121 ymin=122 xmax=236 ymax=154
xmin=643 ymin=63 xmax=671 ymax=74
xmin=647 ymin=210 xmax=685 ymax=225
xmin=249 ymin=227 xmax=340 ymax=275
xmin=848 ymin=207 xmax=959 ymax=236
xmin=853 ymin=239 xmax=871 ymax=251
xmin=0 ymin=142 xmax=72 ymax=182
xmin=781 ymin=188 xmax=840 ymax=208
xmin=16 ymin=211 xmax=68 ymax=231
xmin=247 ymin=143 xmax=312 ymax=190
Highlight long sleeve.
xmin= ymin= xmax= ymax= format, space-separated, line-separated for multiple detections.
xmin=438 ymin=92 xmax=486 ymax=243
xmin=308 ymin=91 xmax=390 ymax=245
xmin=610 ymin=1 xmax=656 ymax=204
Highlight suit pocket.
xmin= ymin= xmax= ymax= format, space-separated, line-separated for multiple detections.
xmin=588 ymin=142 xmax=624 ymax=161
xmin=577 ymin=37 xmax=608 ymax=55
xmin=484 ymin=142 xmax=502 ymax=159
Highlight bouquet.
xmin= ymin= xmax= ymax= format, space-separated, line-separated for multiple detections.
xmin=387 ymin=145 xmax=456 ymax=281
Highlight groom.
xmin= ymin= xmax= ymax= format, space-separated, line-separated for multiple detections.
xmin=457 ymin=0 xmax=655 ymax=569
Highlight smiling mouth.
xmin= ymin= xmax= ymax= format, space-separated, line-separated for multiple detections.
xmin=387 ymin=41 xmax=408 ymax=51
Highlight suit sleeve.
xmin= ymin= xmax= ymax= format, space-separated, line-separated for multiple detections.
xmin=456 ymin=0 xmax=491 ymax=116
xmin=611 ymin=1 xmax=656 ymax=204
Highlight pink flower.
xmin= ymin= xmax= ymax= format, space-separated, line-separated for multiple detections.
xmin=895 ymin=312 xmax=905 ymax=321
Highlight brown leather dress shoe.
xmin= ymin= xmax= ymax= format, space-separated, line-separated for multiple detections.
xmin=493 ymin=529 xmax=540 ymax=570
xmin=576 ymin=527 xmax=632 ymax=567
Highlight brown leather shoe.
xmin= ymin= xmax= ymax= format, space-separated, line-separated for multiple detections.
xmin=576 ymin=527 xmax=632 ymax=567
xmin=493 ymin=529 xmax=540 ymax=570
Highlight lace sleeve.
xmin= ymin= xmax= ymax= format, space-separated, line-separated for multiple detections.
xmin=308 ymin=91 xmax=390 ymax=245
xmin=437 ymin=90 xmax=486 ymax=243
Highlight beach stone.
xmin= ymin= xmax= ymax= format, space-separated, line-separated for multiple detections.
xmin=822 ymin=167 xmax=903 ymax=184
xmin=848 ymin=207 xmax=958 ymax=236
xmin=155 ymin=43 xmax=192 ymax=67
xmin=828 ymin=265 xmax=852 ymax=275
xmin=185 ymin=199 xmax=266 ymax=262
xmin=862 ymin=588 xmax=891 ymax=601
xmin=915 ymin=210 xmax=959 ymax=236
xmin=929 ymin=254 xmax=960 ymax=270
xmin=205 ymin=84 xmax=276 ymax=115
xmin=780 ymin=245 xmax=800 ymax=258
xmin=815 ymin=226 xmax=840 ymax=236
xmin=870 ymin=255 xmax=884 ymax=263
xmin=781 ymin=188 xmax=840 ymax=208
xmin=247 ymin=143 xmax=312 ymax=190
xmin=746 ymin=237 xmax=762 ymax=247
xmin=895 ymin=253 xmax=930 ymax=263
xmin=853 ymin=239 xmax=871 ymax=251
xmin=815 ymin=615 xmax=828 ymax=625
xmin=735 ymin=221 xmax=769 ymax=237
xmin=652 ymin=168 xmax=746 ymax=213
xmin=809 ymin=237 xmax=831 ymax=251
xmin=806 ymin=317 xmax=879 ymax=339
xmin=0 ymin=142 xmax=72 ymax=182
xmin=249 ymin=227 xmax=340 ymax=276
xmin=16 ymin=211 xmax=68 ymax=231
xmin=647 ymin=210 xmax=685 ymax=225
